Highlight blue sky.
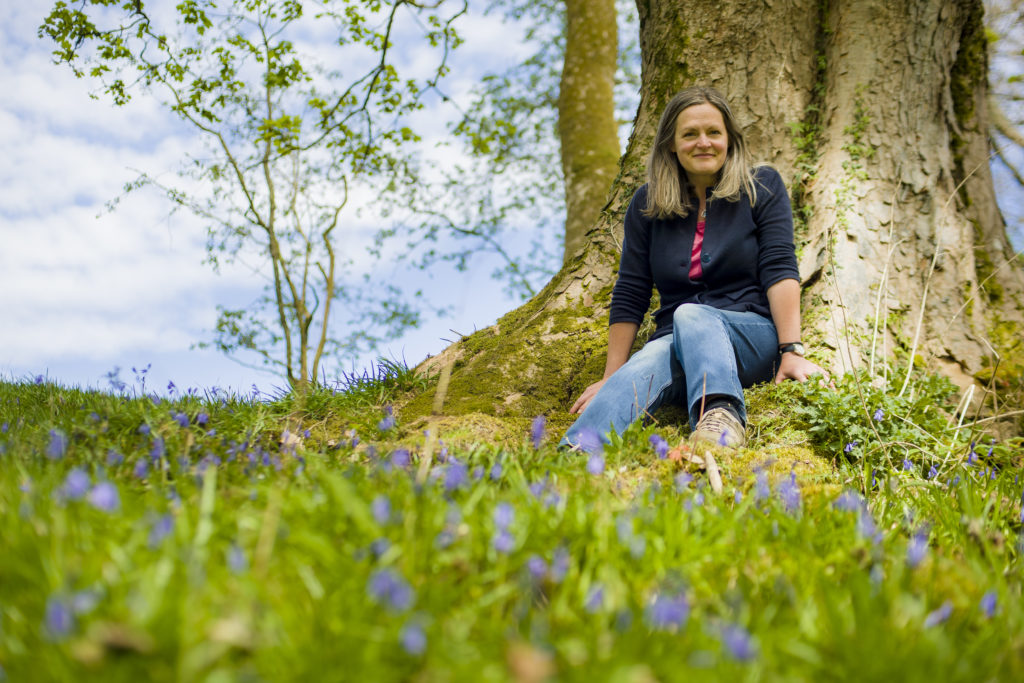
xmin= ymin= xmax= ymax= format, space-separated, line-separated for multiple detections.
xmin=0 ymin=1 xmax=549 ymax=396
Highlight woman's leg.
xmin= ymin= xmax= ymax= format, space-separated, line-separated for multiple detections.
xmin=670 ymin=304 xmax=778 ymax=428
xmin=561 ymin=335 xmax=683 ymax=448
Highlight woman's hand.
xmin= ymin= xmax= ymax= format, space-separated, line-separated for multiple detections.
xmin=774 ymin=353 xmax=828 ymax=384
xmin=570 ymin=378 xmax=608 ymax=414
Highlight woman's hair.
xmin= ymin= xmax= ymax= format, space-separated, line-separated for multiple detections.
xmin=644 ymin=85 xmax=760 ymax=219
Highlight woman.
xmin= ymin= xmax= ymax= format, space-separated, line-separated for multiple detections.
xmin=563 ymin=86 xmax=824 ymax=450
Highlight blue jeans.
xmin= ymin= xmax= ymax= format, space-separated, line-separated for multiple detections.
xmin=562 ymin=304 xmax=780 ymax=447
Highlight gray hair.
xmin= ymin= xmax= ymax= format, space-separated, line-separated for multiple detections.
xmin=643 ymin=86 xmax=760 ymax=219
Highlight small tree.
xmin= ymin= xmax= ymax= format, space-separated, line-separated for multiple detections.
xmin=40 ymin=0 xmax=465 ymax=391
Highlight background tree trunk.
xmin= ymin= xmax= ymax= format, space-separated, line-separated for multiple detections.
xmin=559 ymin=0 xmax=620 ymax=263
xmin=409 ymin=0 xmax=1024 ymax=427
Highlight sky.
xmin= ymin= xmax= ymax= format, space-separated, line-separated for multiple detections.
xmin=0 ymin=1 xmax=547 ymax=397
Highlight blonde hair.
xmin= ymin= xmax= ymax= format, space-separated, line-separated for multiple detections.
xmin=643 ymin=86 xmax=760 ymax=219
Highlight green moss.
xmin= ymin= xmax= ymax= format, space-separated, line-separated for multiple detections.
xmin=949 ymin=0 xmax=987 ymax=197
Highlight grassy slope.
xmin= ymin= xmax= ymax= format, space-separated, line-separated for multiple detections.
xmin=0 ymin=366 xmax=1022 ymax=682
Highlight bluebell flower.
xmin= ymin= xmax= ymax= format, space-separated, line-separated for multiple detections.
xmin=721 ymin=624 xmax=756 ymax=661
xmin=133 ymin=457 xmax=150 ymax=479
xmin=531 ymin=415 xmax=546 ymax=449
xmin=902 ymin=458 xmax=913 ymax=471
xmin=106 ymin=449 xmax=123 ymax=467
xmin=754 ymin=470 xmax=770 ymax=501
xmin=649 ymin=434 xmax=669 ymax=459
xmin=35 ymin=374 xmax=44 ymax=385
xmin=645 ymin=592 xmax=689 ymax=631
xmin=150 ymin=436 xmax=166 ymax=461
xmin=197 ymin=412 xmax=209 ymax=426
xmin=777 ymin=472 xmax=800 ymax=514
xmin=472 ymin=465 xmax=484 ymax=481
xmin=873 ymin=408 xmax=884 ymax=421
xmin=87 ymin=482 xmax=119 ymax=512
xmin=550 ymin=547 xmax=570 ymax=583
xmin=46 ymin=430 xmax=67 ymax=460
xmin=923 ymin=601 xmax=952 ymax=628
xmin=833 ymin=490 xmax=864 ymax=512
xmin=1 ymin=422 xmax=7 ymax=433
xmin=734 ymin=490 xmax=743 ymax=504
xmin=980 ymin=590 xmax=997 ymax=618
xmin=870 ymin=563 xmax=885 ymax=585
xmin=586 ymin=453 xmax=605 ymax=476
xmin=843 ymin=441 xmax=859 ymax=454
xmin=174 ymin=412 xmax=189 ymax=428
xmin=434 ymin=529 xmax=454 ymax=549
xmin=575 ymin=426 xmax=603 ymax=455
xmin=493 ymin=530 xmax=514 ymax=554
xmin=493 ymin=502 xmax=514 ymax=530
xmin=927 ymin=464 xmax=938 ymax=479
xmin=490 ymin=462 xmax=503 ymax=480
xmin=378 ymin=406 xmax=395 ymax=431
xmin=371 ymin=495 xmax=391 ymax=525
xmin=391 ymin=449 xmax=411 ymax=468
xmin=526 ymin=555 xmax=547 ymax=581
xmin=63 ymin=468 xmax=91 ymax=501
xmin=370 ymin=537 xmax=391 ymax=558
xmin=692 ymin=492 xmax=705 ymax=507
xmin=857 ymin=510 xmax=883 ymax=545
xmin=138 ymin=424 xmax=151 ymax=436
xmin=674 ymin=472 xmax=693 ymax=492
xmin=227 ymin=543 xmax=248 ymax=573
xmin=44 ymin=596 xmax=74 ymax=639
xmin=967 ymin=446 xmax=978 ymax=466
xmin=399 ymin=622 xmax=426 ymax=655
xmin=367 ymin=568 xmax=414 ymax=612
xmin=148 ymin=514 xmax=174 ymax=549
xmin=584 ymin=584 xmax=605 ymax=613
xmin=528 ymin=481 xmax=546 ymax=499
xmin=907 ymin=532 xmax=928 ymax=568
xmin=71 ymin=590 xmax=100 ymax=615
xmin=167 ymin=380 xmax=176 ymax=394
xmin=443 ymin=459 xmax=468 ymax=492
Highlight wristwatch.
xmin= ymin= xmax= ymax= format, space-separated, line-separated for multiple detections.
xmin=778 ymin=342 xmax=805 ymax=356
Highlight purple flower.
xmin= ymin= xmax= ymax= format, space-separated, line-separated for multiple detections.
xmin=133 ymin=457 xmax=150 ymax=479
xmin=927 ymin=464 xmax=938 ymax=479
xmin=167 ymin=380 xmax=176 ymax=394
xmin=777 ymin=472 xmax=800 ymax=513
xmin=584 ymin=584 xmax=605 ymax=613
xmin=833 ymin=490 xmax=864 ymax=512
xmin=63 ymin=468 xmax=91 ymax=500
xmin=367 ymin=568 xmax=414 ymax=612
xmin=173 ymin=412 xmax=189 ymax=428
xmin=138 ymin=423 xmax=150 ymax=436
xmin=907 ymin=532 xmax=929 ymax=568
xmin=526 ymin=555 xmax=547 ymax=581
xmin=227 ymin=543 xmax=248 ymax=573
xmin=87 ymin=482 xmax=119 ymax=512
xmin=150 ymin=436 xmax=166 ymax=461
xmin=575 ymin=426 xmax=603 ymax=455
xmin=550 ymin=547 xmax=570 ymax=583
xmin=378 ymin=406 xmax=396 ymax=431
xmin=649 ymin=434 xmax=669 ymax=459
xmin=754 ymin=470 xmax=770 ymax=501
xmin=370 ymin=537 xmax=391 ymax=558
xmin=196 ymin=412 xmax=209 ymax=427
xmin=586 ymin=453 xmax=605 ymax=476
xmin=675 ymin=472 xmax=693 ymax=492
xmin=490 ymin=462 xmax=503 ymax=480
xmin=390 ymin=449 xmax=411 ymax=468
xmin=493 ymin=530 xmax=514 ymax=554
xmin=721 ymin=624 xmax=756 ymax=661
xmin=149 ymin=514 xmax=174 ymax=549
xmin=493 ymin=502 xmax=514 ymax=530
xmin=531 ymin=415 xmax=546 ymax=449
xmin=645 ymin=592 xmax=689 ymax=631
xmin=873 ymin=408 xmax=884 ymax=422
xmin=44 ymin=596 xmax=74 ymax=639
xmin=902 ymin=458 xmax=913 ymax=471
xmin=980 ymin=590 xmax=997 ymax=618
xmin=844 ymin=441 xmax=859 ymax=454
xmin=399 ymin=621 xmax=426 ymax=655
xmin=857 ymin=510 xmax=883 ymax=545
xmin=106 ymin=449 xmax=124 ymax=467
xmin=434 ymin=530 xmax=454 ymax=549
xmin=46 ymin=430 xmax=67 ymax=460
xmin=923 ymin=601 xmax=952 ymax=628
xmin=371 ymin=495 xmax=391 ymax=525
xmin=443 ymin=459 xmax=468 ymax=492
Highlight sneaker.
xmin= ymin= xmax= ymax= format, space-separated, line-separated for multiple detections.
xmin=691 ymin=407 xmax=745 ymax=448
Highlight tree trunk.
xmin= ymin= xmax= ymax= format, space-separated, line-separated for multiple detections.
xmin=410 ymin=0 xmax=1024 ymax=426
xmin=559 ymin=0 xmax=620 ymax=263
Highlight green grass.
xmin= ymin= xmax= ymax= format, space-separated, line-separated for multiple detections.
xmin=0 ymin=367 xmax=1022 ymax=682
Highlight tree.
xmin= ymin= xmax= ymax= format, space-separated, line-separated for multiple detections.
xmin=40 ymin=0 xmax=465 ymax=392
xmin=408 ymin=0 xmax=1024 ymax=431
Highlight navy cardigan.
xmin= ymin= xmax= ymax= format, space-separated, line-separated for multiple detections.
xmin=609 ymin=166 xmax=800 ymax=341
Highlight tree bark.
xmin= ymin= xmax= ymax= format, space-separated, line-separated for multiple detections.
xmin=559 ymin=0 xmax=620 ymax=264
xmin=411 ymin=0 xmax=1024 ymax=424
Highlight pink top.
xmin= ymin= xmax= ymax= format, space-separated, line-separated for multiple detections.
xmin=689 ymin=219 xmax=705 ymax=280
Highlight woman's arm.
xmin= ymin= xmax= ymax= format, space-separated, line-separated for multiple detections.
xmin=569 ymin=322 xmax=639 ymax=414
xmin=765 ymin=278 xmax=827 ymax=383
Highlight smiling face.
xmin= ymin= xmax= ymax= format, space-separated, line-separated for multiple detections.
xmin=673 ymin=102 xmax=729 ymax=189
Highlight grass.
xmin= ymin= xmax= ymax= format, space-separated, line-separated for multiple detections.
xmin=0 ymin=364 xmax=1022 ymax=682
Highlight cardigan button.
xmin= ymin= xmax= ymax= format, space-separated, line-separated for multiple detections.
xmin=701 ymin=254 xmax=710 ymax=262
